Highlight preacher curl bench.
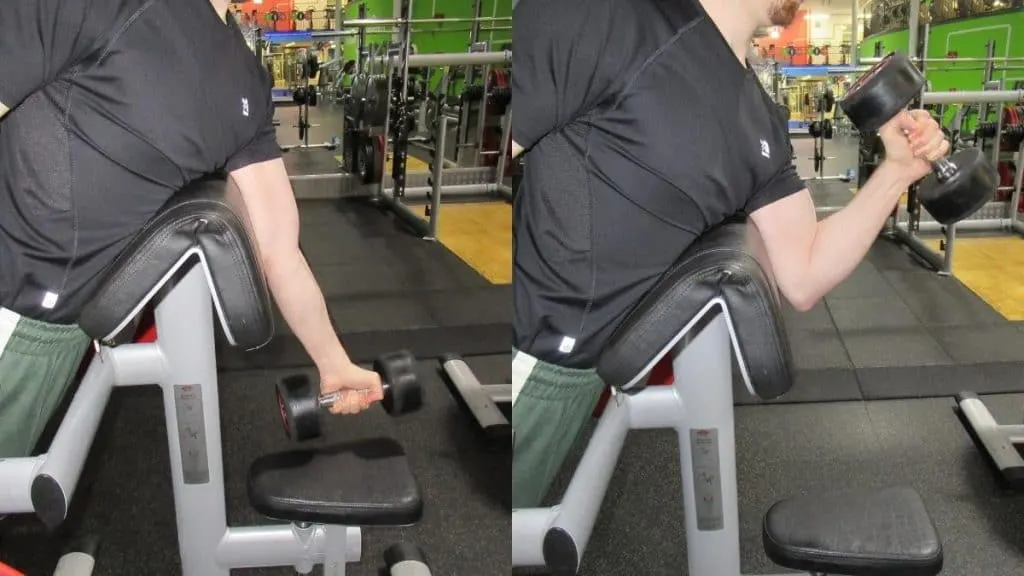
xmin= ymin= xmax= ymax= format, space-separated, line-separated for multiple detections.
xmin=502 ymin=224 xmax=946 ymax=575
xmin=0 ymin=178 xmax=430 ymax=575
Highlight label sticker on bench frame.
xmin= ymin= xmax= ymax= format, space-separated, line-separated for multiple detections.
xmin=174 ymin=384 xmax=211 ymax=484
xmin=690 ymin=428 xmax=724 ymax=531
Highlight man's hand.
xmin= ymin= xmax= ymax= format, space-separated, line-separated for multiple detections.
xmin=511 ymin=140 xmax=524 ymax=159
xmin=877 ymin=109 xmax=950 ymax=182
xmin=0 ymin=102 xmax=9 ymax=120
xmin=321 ymin=363 xmax=385 ymax=415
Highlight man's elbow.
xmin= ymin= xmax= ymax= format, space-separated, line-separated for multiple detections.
xmin=787 ymin=291 xmax=819 ymax=313
xmin=779 ymin=275 xmax=823 ymax=312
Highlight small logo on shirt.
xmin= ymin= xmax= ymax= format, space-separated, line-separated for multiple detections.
xmin=241 ymin=98 xmax=250 ymax=118
xmin=760 ymin=139 xmax=771 ymax=159
xmin=558 ymin=336 xmax=576 ymax=354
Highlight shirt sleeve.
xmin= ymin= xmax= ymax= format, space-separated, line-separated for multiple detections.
xmin=745 ymin=159 xmax=806 ymax=214
xmin=512 ymin=0 xmax=630 ymax=151
xmin=226 ymin=69 xmax=282 ymax=172
xmin=0 ymin=0 xmax=112 ymax=110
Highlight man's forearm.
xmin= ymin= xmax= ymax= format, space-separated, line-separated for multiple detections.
xmin=511 ymin=140 xmax=524 ymax=159
xmin=806 ymin=161 xmax=914 ymax=301
xmin=0 ymin=102 xmax=9 ymax=119
xmin=263 ymin=248 xmax=350 ymax=374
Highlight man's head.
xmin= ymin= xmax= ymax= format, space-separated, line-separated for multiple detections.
xmin=764 ymin=0 xmax=803 ymax=27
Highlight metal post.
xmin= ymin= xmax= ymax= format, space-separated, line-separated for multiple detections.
xmin=362 ymin=51 xmax=512 ymax=67
xmin=1010 ymin=140 xmax=1024 ymax=227
xmin=158 ymin=265 xmax=229 ymax=575
xmin=475 ymin=64 xmax=492 ymax=166
xmin=496 ymin=105 xmax=512 ymax=189
xmin=922 ymin=89 xmax=1024 ymax=104
xmin=986 ymin=41 xmax=1004 ymax=168
xmin=357 ymin=4 xmax=367 ymax=74
xmin=921 ymin=23 xmax=930 ymax=76
xmin=941 ymin=224 xmax=955 ymax=275
xmin=908 ymin=0 xmax=920 ymax=59
xmin=377 ymin=59 xmax=396 ymax=200
xmin=850 ymin=0 xmax=858 ymax=66
xmin=428 ymin=116 xmax=447 ymax=240
xmin=470 ymin=0 xmax=484 ymax=48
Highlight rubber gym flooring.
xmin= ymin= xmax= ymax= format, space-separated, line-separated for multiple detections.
xmin=0 ymin=103 xmax=512 ymax=574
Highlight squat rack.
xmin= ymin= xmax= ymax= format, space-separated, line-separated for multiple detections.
xmin=288 ymin=6 xmax=513 ymax=240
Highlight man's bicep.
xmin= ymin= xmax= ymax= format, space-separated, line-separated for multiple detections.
xmin=748 ymin=188 xmax=818 ymax=309
xmin=230 ymin=158 xmax=299 ymax=258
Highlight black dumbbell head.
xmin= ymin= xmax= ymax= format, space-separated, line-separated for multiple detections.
xmin=841 ymin=52 xmax=925 ymax=133
xmin=276 ymin=375 xmax=323 ymax=442
xmin=374 ymin=350 xmax=422 ymax=416
xmin=917 ymin=147 xmax=998 ymax=225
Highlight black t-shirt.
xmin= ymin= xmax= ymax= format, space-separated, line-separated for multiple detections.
xmin=512 ymin=0 xmax=804 ymax=368
xmin=0 ymin=0 xmax=280 ymax=324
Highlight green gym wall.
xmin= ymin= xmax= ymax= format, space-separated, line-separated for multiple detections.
xmin=860 ymin=9 xmax=1024 ymax=129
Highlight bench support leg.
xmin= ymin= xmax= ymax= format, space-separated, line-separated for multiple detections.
xmin=157 ymin=265 xmax=231 ymax=576
xmin=671 ymin=313 xmax=741 ymax=576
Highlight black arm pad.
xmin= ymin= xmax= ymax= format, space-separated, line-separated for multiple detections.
xmin=597 ymin=222 xmax=794 ymax=400
xmin=78 ymin=177 xmax=274 ymax=350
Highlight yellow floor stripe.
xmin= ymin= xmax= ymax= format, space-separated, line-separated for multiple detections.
xmin=435 ymin=202 xmax=512 ymax=284
xmin=923 ymin=236 xmax=1024 ymax=320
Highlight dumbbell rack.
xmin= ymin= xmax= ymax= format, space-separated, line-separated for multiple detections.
xmin=804 ymin=92 xmax=851 ymax=183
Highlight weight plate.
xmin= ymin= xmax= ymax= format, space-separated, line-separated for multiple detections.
xmin=365 ymin=75 xmax=389 ymax=125
xmin=917 ymin=147 xmax=998 ymax=225
xmin=276 ymin=375 xmax=321 ymax=442
xmin=373 ymin=350 xmax=421 ymax=415
xmin=350 ymin=74 xmax=368 ymax=119
xmin=357 ymin=135 xmax=373 ymax=183
xmin=840 ymin=52 xmax=925 ymax=133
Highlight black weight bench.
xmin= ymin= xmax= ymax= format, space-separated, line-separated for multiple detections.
xmin=510 ymin=222 xmax=943 ymax=575
xmin=0 ymin=177 xmax=428 ymax=575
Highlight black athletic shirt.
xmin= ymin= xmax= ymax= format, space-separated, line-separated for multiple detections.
xmin=512 ymin=0 xmax=805 ymax=368
xmin=0 ymin=0 xmax=279 ymax=324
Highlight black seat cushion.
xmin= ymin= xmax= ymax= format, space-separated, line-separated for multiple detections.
xmin=248 ymin=438 xmax=423 ymax=527
xmin=78 ymin=176 xmax=273 ymax=350
xmin=763 ymin=486 xmax=943 ymax=576
xmin=597 ymin=222 xmax=793 ymax=400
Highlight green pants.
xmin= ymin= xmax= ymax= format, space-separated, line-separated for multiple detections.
xmin=0 ymin=307 xmax=90 ymax=458
xmin=511 ymin=351 xmax=607 ymax=509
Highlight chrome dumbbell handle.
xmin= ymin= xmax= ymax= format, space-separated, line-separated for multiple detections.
xmin=317 ymin=388 xmax=376 ymax=408
xmin=931 ymin=158 xmax=958 ymax=182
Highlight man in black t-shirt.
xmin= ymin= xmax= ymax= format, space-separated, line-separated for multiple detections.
xmin=0 ymin=0 xmax=381 ymax=458
xmin=510 ymin=0 xmax=949 ymax=507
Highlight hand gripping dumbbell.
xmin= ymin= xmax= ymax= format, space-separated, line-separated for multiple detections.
xmin=276 ymin=350 xmax=422 ymax=441
xmin=840 ymin=51 xmax=998 ymax=225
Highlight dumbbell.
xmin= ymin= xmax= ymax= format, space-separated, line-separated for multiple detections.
xmin=840 ymin=51 xmax=998 ymax=225
xmin=276 ymin=350 xmax=422 ymax=441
